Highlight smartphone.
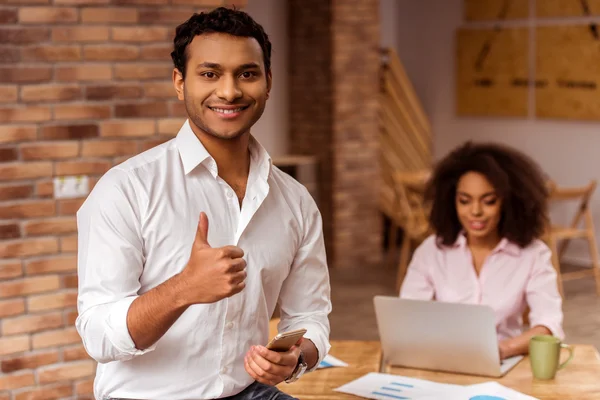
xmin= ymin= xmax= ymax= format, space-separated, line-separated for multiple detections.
xmin=266 ymin=328 xmax=307 ymax=352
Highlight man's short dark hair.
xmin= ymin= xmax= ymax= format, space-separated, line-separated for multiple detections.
xmin=425 ymin=141 xmax=549 ymax=248
xmin=171 ymin=7 xmax=272 ymax=79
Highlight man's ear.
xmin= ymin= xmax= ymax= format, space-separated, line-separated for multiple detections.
xmin=173 ymin=68 xmax=185 ymax=101
xmin=266 ymin=70 xmax=272 ymax=99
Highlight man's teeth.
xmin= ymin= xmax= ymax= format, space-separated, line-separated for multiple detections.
xmin=212 ymin=107 xmax=243 ymax=114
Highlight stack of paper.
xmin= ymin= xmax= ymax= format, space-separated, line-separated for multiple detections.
xmin=334 ymin=373 xmax=538 ymax=400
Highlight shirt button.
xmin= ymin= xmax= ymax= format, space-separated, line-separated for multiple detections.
xmin=227 ymin=190 xmax=233 ymax=198
xmin=221 ymin=366 xmax=228 ymax=374
xmin=226 ymin=321 xmax=234 ymax=329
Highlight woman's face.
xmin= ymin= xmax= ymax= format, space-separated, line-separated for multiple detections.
xmin=455 ymin=171 xmax=502 ymax=242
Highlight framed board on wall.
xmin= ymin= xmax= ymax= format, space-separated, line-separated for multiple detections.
xmin=456 ymin=27 xmax=529 ymax=117
xmin=465 ymin=0 xmax=529 ymax=21
xmin=536 ymin=0 xmax=600 ymax=17
xmin=536 ymin=25 xmax=600 ymax=120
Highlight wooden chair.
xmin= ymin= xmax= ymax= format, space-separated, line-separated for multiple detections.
xmin=544 ymin=180 xmax=600 ymax=297
xmin=388 ymin=169 xmax=432 ymax=292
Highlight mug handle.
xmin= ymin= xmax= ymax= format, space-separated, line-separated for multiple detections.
xmin=558 ymin=344 xmax=574 ymax=370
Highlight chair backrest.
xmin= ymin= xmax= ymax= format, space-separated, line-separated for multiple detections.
xmin=547 ymin=180 xmax=597 ymax=206
xmin=391 ymin=169 xmax=431 ymax=237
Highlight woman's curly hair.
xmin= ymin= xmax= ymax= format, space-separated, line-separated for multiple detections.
xmin=425 ymin=141 xmax=549 ymax=248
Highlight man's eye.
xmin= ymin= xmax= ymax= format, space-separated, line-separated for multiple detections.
xmin=202 ymin=72 xmax=216 ymax=78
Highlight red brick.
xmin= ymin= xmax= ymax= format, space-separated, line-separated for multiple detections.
xmin=111 ymin=27 xmax=169 ymax=42
xmin=0 ymin=275 xmax=54 ymax=297
xmin=113 ymin=0 xmax=169 ymax=4
xmin=143 ymin=82 xmax=175 ymax=98
xmin=40 ymin=124 xmax=99 ymax=140
xmin=0 ymin=125 xmax=37 ymax=143
xmin=0 ymin=27 xmax=49 ymax=44
xmin=138 ymin=9 xmax=192 ymax=23
xmin=0 ymin=261 xmax=22 ymax=279
xmin=158 ymin=118 xmax=185 ymax=135
xmin=22 ymin=45 xmax=81 ymax=62
xmin=140 ymin=44 xmax=172 ymax=61
xmin=0 ymin=146 xmax=18 ymax=162
xmin=38 ymin=361 xmax=95 ymax=384
xmin=0 ymin=238 xmax=59 ymax=260
xmin=0 ymin=106 xmax=51 ymax=123
xmin=115 ymin=101 xmax=169 ymax=118
xmin=55 ymin=0 xmax=110 ymax=4
xmin=19 ymin=7 xmax=78 ymax=24
xmin=1 ymin=351 xmax=59 ymax=373
xmin=81 ymin=7 xmax=138 ymax=23
xmin=26 ymin=255 xmax=77 ymax=275
xmin=171 ymin=0 xmax=223 ymax=4
xmin=56 ymin=64 xmax=112 ymax=82
xmin=52 ymin=26 xmax=109 ymax=43
xmin=86 ymin=84 xmax=142 ymax=100
xmin=139 ymin=137 xmax=171 ymax=152
xmin=0 ymin=0 xmax=50 ymax=3
xmin=2 ymin=311 xmax=63 ymax=335
xmin=35 ymin=180 xmax=53 ymax=197
xmin=0 ymin=371 xmax=35 ymax=390
xmin=0 ymin=67 xmax=52 ymax=83
xmin=0 ymin=86 xmax=17 ymax=103
xmin=0 ymin=335 xmax=29 ymax=356
xmin=28 ymin=291 xmax=77 ymax=312
xmin=14 ymin=383 xmax=73 ymax=400
xmin=170 ymin=101 xmax=187 ymax=117
xmin=58 ymin=198 xmax=85 ymax=215
xmin=0 ymin=298 xmax=25 ymax=318
xmin=81 ymin=140 xmax=137 ymax=157
xmin=101 ymin=120 xmax=156 ymax=137
xmin=75 ymin=378 xmax=94 ymax=395
xmin=32 ymin=327 xmax=80 ymax=349
xmin=63 ymin=345 xmax=89 ymax=362
xmin=60 ymin=235 xmax=77 ymax=252
xmin=21 ymin=142 xmax=79 ymax=161
xmin=0 ymin=47 xmax=19 ymax=63
xmin=84 ymin=45 xmax=139 ymax=61
xmin=0 ymin=9 xmax=17 ymax=23
xmin=0 ymin=200 xmax=55 ymax=219
xmin=114 ymin=155 xmax=132 ymax=166
xmin=55 ymin=161 xmax=111 ymax=176
xmin=62 ymin=274 xmax=78 ymax=289
xmin=0 ymin=162 xmax=53 ymax=181
xmin=54 ymin=104 xmax=111 ymax=120
xmin=114 ymin=63 xmax=172 ymax=80
xmin=24 ymin=217 xmax=77 ymax=237
xmin=21 ymin=84 xmax=81 ymax=102
xmin=0 ymin=183 xmax=33 ymax=201
xmin=0 ymin=223 xmax=20 ymax=240
xmin=65 ymin=309 xmax=78 ymax=325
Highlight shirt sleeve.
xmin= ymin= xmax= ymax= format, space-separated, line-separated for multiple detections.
xmin=276 ymin=188 xmax=332 ymax=372
xmin=399 ymin=238 xmax=436 ymax=300
xmin=75 ymin=168 xmax=156 ymax=364
xmin=526 ymin=243 xmax=565 ymax=340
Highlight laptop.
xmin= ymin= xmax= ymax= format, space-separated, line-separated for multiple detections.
xmin=373 ymin=296 xmax=524 ymax=377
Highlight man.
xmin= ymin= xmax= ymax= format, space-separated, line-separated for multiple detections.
xmin=76 ymin=7 xmax=331 ymax=400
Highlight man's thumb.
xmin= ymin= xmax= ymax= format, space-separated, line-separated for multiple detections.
xmin=195 ymin=212 xmax=210 ymax=247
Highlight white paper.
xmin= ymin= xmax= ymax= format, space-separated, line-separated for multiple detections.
xmin=334 ymin=372 xmax=464 ymax=399
xmin=334 ymin=373 xmax=539 ymax=400
xmin=317 ymin=354 xmax=349 ymax=369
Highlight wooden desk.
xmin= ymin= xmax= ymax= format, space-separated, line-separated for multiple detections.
xmin=279 ymin=340 xmax=382 ymax=399
xmin=385 ymin=345 xmax=600 ymax=399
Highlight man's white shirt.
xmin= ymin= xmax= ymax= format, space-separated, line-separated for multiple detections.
xmin=76 ymin=120 xmax=332 ymax=399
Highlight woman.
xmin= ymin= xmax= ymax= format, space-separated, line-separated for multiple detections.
xmin=400 ymin=141 xmax=564 ymax=360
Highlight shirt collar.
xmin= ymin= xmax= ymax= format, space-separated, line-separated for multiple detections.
xmin=452 ymin=231 xmax=521 ymax=257
xmin=175 ymin=119 xmax=273 ymax=181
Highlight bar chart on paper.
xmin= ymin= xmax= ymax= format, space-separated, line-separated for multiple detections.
xmin=334 ymin=373 xmax=538 ymax=400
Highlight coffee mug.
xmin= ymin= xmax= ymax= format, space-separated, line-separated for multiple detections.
xmin=529 ymin=335 xmax=574 ymax=380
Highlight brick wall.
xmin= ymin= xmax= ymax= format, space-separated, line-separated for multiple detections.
xmin=289 ymin=0 xmax=382 ymax=268
xmin=0 ymin=1 xmax=244 ymax=398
